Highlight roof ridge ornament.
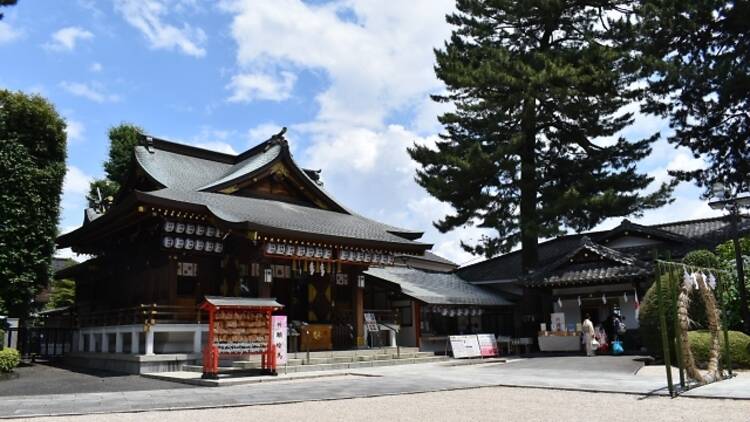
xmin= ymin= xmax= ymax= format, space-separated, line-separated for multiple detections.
xmin=266 ymin=127 xmax=288 ymax=150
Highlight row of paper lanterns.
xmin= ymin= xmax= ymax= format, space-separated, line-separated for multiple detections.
xmin=162 ymin=236 xmax=224 ymax=253
xmin=430 ymin=306 xmax=483 ymax=317
xmin=164 ymin=220 xmax=223 ymax=238
xmin=265 ymin=242 xmax=394 ymax=265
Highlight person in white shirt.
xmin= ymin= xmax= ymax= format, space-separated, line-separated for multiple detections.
xmin=582 ymin=314 xmax=596 ymax=357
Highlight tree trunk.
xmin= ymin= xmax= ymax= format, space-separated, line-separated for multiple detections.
xmin=520 ymin=96 xmax=538 ymax=273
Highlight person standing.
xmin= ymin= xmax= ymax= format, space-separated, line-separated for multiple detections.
xmin=582 ymin=314 xmax=596 ymax=357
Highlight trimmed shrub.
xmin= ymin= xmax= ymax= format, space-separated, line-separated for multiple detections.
xmin=0 ymin=348 xmax=20 ymax=373
xmin=639 ymin=250 xmax=722 ymax=359
xmin=689 ymin=330 xmax=750 ymax=369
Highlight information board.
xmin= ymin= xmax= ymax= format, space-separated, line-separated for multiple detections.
xmin=272 ymin=315 xmax=288 ymax=365
xmin=477 ymin=334 xmax=498 ymax=357
xmin=449 ymin=335 xmax=481 ymax=358
xmin=213 ymin=309 xmax=269 ymax=354
xmin=364 ymin=312 xmax=379 ymax=332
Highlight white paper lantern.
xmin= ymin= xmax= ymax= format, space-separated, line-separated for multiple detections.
xmin=195 ymin=239 xmax=205 ymax=251
xmin=162 ymin=236 xmax=174 ymax=248
xmin=164 ymin=221 xmax=175 ymax=233
xmin=185 ymin=238 xmax=195 ymax=250
xmin=195 ymin=225 xmax=205 ymax=236
xmin=175 ymin=223 xmax=186 ymax=234
xmin=277 ymin=244 xmax=286 ymax=255
xmin=206 ymin=226 xmax=215 ymax=237
xmin=285 ymin=245 xmax=296 ymax=256
xmin=297 ymin=246 xmax=306 ymax=257
xmin=265 ymin=243 xmax=277 ymax=254
xmin=174 ymin=237 xmax=185 ymax=249
xmin=186 ymin=224 xmax=195 ymax=235
xmin=323 ymin=249 xmax=332 ymax=260
xmin=214 ymin=243 xmax=223 ymax=253
xmin=205 ymin=241 xmax=214 ymax=252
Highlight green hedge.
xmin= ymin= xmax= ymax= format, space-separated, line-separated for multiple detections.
xmin=0 ymin=348 xmax=20 ymax=373
xmin=689 ymin=330 xmax=750 ymax=369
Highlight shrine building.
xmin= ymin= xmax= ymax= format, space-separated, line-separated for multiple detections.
xmin=55 ymin=131 xmax=511 ymax=373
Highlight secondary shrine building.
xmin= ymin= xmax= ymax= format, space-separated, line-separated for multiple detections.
xmin=56 ymin=132 xmax=509 ymax=372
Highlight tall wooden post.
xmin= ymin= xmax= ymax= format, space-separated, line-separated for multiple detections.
xmin=353 ymin=273 xmax=364 ymax=347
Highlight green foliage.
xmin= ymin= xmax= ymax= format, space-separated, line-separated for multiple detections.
xmin=683 ymin=250 xmax=721 ymax=270
xmin=714 ymin=236 xmax=750 ymax=330
xmin=86 ymin=123 xmax=142 ymax=211
xmin=46 ymin=279 xmax=75 ymax=310
xmin=408 ymin=1 xmax=673 ymax=268
xmin=689 ymin=330 xmax=750 ymax=369
xmin=0 ymin=348 xmax=20 ymax=373
xmin=86 ymin=179 xmax=119 ymax=211
xmin=637 ymin=0 xmax=750 ymax=196
xmin=0 ymin=90 xmax=67 ymax=317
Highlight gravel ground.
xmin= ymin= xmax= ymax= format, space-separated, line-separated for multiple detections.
xmin=0 ymin=363 xmax=193 ymax=396
xmin=22 ymin=385 xmax=750 ymax=422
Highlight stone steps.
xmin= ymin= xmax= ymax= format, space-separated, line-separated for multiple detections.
xmin=182 ymin=351 xmax=445 ymax=374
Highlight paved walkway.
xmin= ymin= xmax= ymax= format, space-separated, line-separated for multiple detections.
xmin=1 ymin=357 xmax=747 ymax=419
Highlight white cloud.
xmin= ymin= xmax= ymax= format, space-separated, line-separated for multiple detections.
xmin=63 ymin=165 xmax=93 ymax=196
xmin=115 ymin=0 xmax=207 ymax=57
xmin=247 ymin=122 xmax=283 ymax=145
xmin=45 ymin=26 xmax=94 ymax=51
xmin=221 ymin=0 xmax=453 ymax=124
xmin=65 ymin=119 xmax=85 ymax=143
xmin=0 ymin=21 xmax=22 ymax=44
xmin=90 ymin=62 xmax=103 ymax=72
xmin=188 ymin=126 xmax=239 ymax=154
xmin=60 ymin=81 xmax=120 ymax=103
xmin=227 ymin=71 xmax=296 ymax=102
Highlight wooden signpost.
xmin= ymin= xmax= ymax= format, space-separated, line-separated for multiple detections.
xmin=200 ymin=296 xmax=283 ymax=379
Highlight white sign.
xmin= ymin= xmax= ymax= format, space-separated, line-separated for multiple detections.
xmin=477 ymin=334 xmax=498 ymax=357
xmin=272 ymin=315 xmax=288 ymax=365
xmin=550 ymin=312 xmax=566 ymax=332
xmin=449 ymin=335 xmax=481 ymax=359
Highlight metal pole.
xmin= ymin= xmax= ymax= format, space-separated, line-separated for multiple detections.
xmin=655 ymin=257 xmax=674 ymax=397
xmin=729 ymin=207 xmax=750 ymax=334
xmin=719 ymin=271 xmax=734 ymax=377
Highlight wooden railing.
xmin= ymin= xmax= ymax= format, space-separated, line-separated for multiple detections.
xmin=77 ymin=304 xmax=205 ymax=327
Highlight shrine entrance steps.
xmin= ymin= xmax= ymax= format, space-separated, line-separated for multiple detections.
xmin=182 ymin=347 xmax=445 ymax=374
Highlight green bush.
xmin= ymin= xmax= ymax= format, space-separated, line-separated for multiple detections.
xmin=688 ymin=330 xmax=750 ymax=369
xmin=0 ymin=348 xmax=20 ymax=373
xmin=639 ymin=250 xmax=722 ymax=359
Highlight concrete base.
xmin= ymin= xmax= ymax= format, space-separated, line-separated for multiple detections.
xmin=63 ymin=352 xmax=201 ymax=374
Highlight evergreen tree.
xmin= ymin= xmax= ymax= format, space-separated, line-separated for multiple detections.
xmin=409 ymin=0 xmax=673 ymax=271
xmin=87 ymin=123 xmax=143 ymax=210
xmin=0 ymin=90 xmax=66 ymax=317
xmin=637 ymin=0 xmax=750 ymax=197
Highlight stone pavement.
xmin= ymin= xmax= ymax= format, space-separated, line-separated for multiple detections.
xmin=1 ymin=356 xmax=747 ymax=419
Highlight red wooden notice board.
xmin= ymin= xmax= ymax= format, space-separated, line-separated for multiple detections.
xmin=200 ymin=296 xmax=284 ymax=379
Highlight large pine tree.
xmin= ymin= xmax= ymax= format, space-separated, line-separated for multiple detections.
xmin=409 ymin=0 xmax=673 ymax=271
xmin=637 ymin=0 xmax=750 ymax=197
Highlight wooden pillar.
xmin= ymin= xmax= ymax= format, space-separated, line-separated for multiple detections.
xmin=353 ymin=276 xmax=364 ymax=347
xmin=414 ymin=302 xmax=421 ymax=349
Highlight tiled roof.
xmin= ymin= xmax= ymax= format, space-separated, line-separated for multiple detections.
xmin=139 ymin=188 xmax=430 ymax=250
xmin=365 ymin=267 xmax=513 ymax=306
xmin=528 ymin=238 xmax=651 ymax=287
xmin=458 ymin=215 xmax=748 ymax=285
xmin=655 ymin=215 xmax=750 ymax=243
xmin=59 ymin=134 xmax=427 ymax=252
xmin=533 ymin=263 xmax=652 ymax=287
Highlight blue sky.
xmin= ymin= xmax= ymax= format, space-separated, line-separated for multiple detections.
xmin=0 ymin=0 xmax=719 ymax=265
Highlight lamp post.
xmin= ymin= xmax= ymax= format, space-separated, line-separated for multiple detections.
xmin=709 ymin=183 xmax=750 ymax=334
